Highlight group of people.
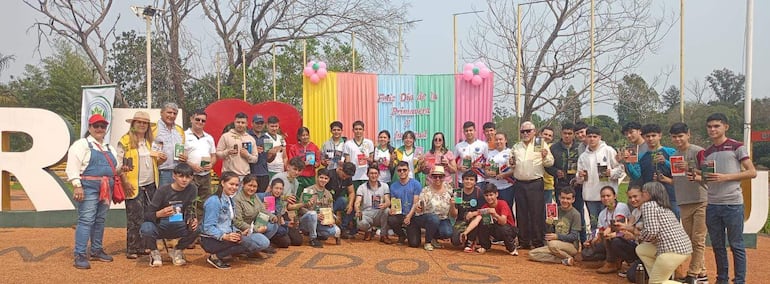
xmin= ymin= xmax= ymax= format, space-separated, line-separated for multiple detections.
xmin=66 ymin=105 xmax=754 ymax=283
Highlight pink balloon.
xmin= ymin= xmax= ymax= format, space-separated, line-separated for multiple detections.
xmin=310 ymin=74 xmax=320 ymax=83
xmin=479 ymin=68 xmax=491 ymax=79
xmin=318 ymin=61 xmax=327 ymax=69
xmin=463 ymin=70 xmax=473 ymax=81
xmin=476 ymin=61 xmax=486 ymax=68
xmin=463 ymin=63 xmax=474 ymax=71
xmin=317 ymin=68 xmax=327 ymax=78
xmin=471 ymin=75 xmax=483 ymax=86
xmin=303 ymin=67 xmax=314 ymax=77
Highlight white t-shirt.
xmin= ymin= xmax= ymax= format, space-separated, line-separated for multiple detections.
xmin=344 ymin=138 xmax=375 ymax=181
xmin=454 ymin=139 xmax=489 ymax=182
xmin=356 ymin=182 xmax=390 ymax=212
xmin=265 ymin=133 xmax=285 ymax=173
xmin=374 ymin=147 xmax=392 ymax=183
xmin=486 ymin=148 xmax=514 ymax=189
xmin=184 ymin=129 xmax=216 ymax=176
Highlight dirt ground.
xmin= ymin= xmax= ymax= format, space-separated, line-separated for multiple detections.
xmin=1 ymin=226 xmax=768 ymax=284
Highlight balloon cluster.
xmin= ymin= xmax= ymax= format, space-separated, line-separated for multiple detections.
xmin=462 ymin=62 xmax=491 ymax=86
xmin=303 ymin=61 xmax=328 ymax=84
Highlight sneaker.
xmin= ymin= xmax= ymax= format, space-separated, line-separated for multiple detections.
xmin=310 ymin=238 xmax=324 ymax=248
xmin=170 ymin=249 xmax=187 ymax=266
xmin=207 ymin=255 xmax=231 ymax=270
xmin=463 ymin=246 xmax=474 ymax=253
xmin=335 ymin=237 xmax=342 ymax=245
xmin=509 ymin=248 xmax=519 ymax=256
xmin=380 ymin=236 xmax=393 ymax=245
xmin=149 ymin=250 xmax=162 ymax=267
xmin=424 ymin=243 xmax=434 ymax=251
xmin=492 ymin=240 xmax=505 ymax=245
xmin=562 ymin=257 xmax=574 ymax=266
xmin=617 ymin=271 xmax=627 ymax=278
xmin=263 ymin=246 xmax=277 ymax=254
xmin=431 ymin=239 xmax=444 ymax=249
xmin=90 ymin=249 xmax=113 ymax=262
xmin=597 ymin=261 xmax=620 ymax=274
xmin=696 ymin=274 xmax=709 ymax=283
xmin=397 ymin=235 xmax=406 ymax=245
xmin=125 ymin=252 xmax=139 ymax=259
xmin=73 ymin=254 xmax=91 ymax=269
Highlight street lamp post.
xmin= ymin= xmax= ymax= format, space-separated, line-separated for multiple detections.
xmin=130 ymin=5 xmax=161 ymax=109
xmin=452 ymin=11 xmax=483 ymax=74
xmin=398 ymin=20 xmax=423 ymax=74
xmin=516 ymin=1 xmax=548 ymax=127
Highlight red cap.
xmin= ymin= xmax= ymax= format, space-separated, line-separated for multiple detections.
xmin=88 ymin=114 xmax=109 ymax=125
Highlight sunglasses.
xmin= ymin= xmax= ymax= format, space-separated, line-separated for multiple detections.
xmin=195 ymin=118 xmax=206 ymax=123
xmin=433 ymin=138 xmax=443 ymax=142
xmin=520 ymin=129 xmax=534 ymax=134
xmin=431 ymin=175 xmax=445 ymax=179
xmin=91 ymin=124 xmax=108 ymax=129
xmin=397 ymin=168 xmax=409 ymax=173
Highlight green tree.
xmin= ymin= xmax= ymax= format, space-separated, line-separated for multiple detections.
xmin=661 ymin=85 xmax=680 ymax=111
xmin=556 ymin=85 xmax=582 ymax=124
xmin=706 ymin=68 xmax=744 ymax=105
xmin=0 ymin=53 xmax=14 ymax=76
xmin=614 ymin=74 xmax=660 ymax=127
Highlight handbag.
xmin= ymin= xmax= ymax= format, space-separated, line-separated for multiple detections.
xmin=94 ymin=143 xmax=125 ymax=204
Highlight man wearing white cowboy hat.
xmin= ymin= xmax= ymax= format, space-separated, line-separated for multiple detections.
xmin=152 ymin=102 xmax=186 ymax=188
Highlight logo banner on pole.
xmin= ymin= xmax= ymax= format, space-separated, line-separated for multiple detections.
xmin=80 ymin=84 xmax=116 ymax=143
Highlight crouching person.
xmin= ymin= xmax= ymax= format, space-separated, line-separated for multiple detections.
xmin=233 ymin=175 xmax=280 ymax=258
xmin=299 ymin=169 xmax=342 ymax=247
xmin=450 ymin=171 xmax=484 ymax=252
xmin=201 ymin=171 xmax=270 ymax=269
xmin=529 ymin=187 xmax=581 ymax=266
xmin=140 ymin=163 xmax=200 ymax=267
xmin=355 ymin=166 xmax=391 ymax=242
xmin=461 ymin=184 xmax=518 ymax=255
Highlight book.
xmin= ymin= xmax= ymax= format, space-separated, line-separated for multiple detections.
xmin=200 ymin=156 xmax=211 ymax=167
xmin=377 ymin=156 xmax=389 ymax=171
xmin=319 ymin=207 xmax=335 ymax=225
xmin=263 ymin=138 xmax=273 ymax=151
xmin=301 ymin=187 xmax=315 ymax=204
xmin=546 ymin=203 xmax=558 ymax=219
xmin=425 ymin=156 xmax=436 ymax=168
xmin=489 ymin=164 xmax=500 ymax=176
xmin=415 ymin=146 xmax=424 ymax=156
xmin=567 ymin=159 xmax=577 ymax=175
xmin=670 ymin=156 xmax=686 ymax=177
xmin=597 ymin=163 xmax=609 ymax=182
xmin=254 ymin=212 xmax=270 ymax=228
xmin=150 ymin=141 xmax=164 ymax=157
xmin=333 ymin=150 xmax=343 ymax=162
xmin=390 ymin=198 xmax=402 ymax=214
xmin=174 ymin=143 xmax=185 ymax=161
xmin=701 ymin=160 xmax=716 ymax=175
xmin=533 ymin=137 xmax=543 ymax=152
xmin=169 ymin=201 xmax=184 ymax=222
xmin=481 ymin=209 xmax=493 ymax=225
xmin=357 ymin=153 xmax=367 ymax=167
xmin=462 ymin=156 xmax=472 ymax=168
xmin=453 ymin=188 xmax=462 ymax=204
xmin=305 ymin=151 xmax=316 ymax=165
xmin=371 ymin=195 xmax=381 ymax=209
xmin=264 ymin=196 xmax=276 ymax=214
xmin=242 ymin=141 xmax=252 ymax=154
xmin=625 ymin=145 xmax=638 ymax=163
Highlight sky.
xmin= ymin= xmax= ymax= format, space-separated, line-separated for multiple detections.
xmin=1 ymin=0 xmax=768 ymax=120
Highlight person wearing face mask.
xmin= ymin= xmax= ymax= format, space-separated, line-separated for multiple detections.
xmin=216 ymin=112 xmax=259 ymax=180
xmin=287 ymin=127 xmax=321 ymax=193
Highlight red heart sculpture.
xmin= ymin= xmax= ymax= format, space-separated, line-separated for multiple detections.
xmin=204 ymin=99 xmax=302 ymax=176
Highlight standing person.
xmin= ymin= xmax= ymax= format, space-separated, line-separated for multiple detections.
xmin=216 ymin=112 xmax=259 ymax=179
xmin=373 ymin=130 xmax=396 ymax=184
xmin=450 ymin=171 xmax=484 ymax=251
xmin=482 ymin=122 xmax=497 ymax=150
xmin=626 ymin=124 xmax=679 ymax=219
xmin=140 ymin=163 xmax=199 ymax=267
xmin=619 ymin=121 xmax=650 ymax=187
xmin=407 ymin=166 xmax=457 ymax=250
xmin=152 ymin=102 xmax=186 ymax=188
xmin=200 ymin=172 xmax=271 ymax=269
xmin=528 ymin=187 xmax=582 ymax=266
xmin=264 ymin=116 xmax=288 ymax=178
xmin=455 ymin=121 xmax=489 ymax=187
xmin=548 ymin=122 xmax=579 ymax=202
xmin=287 ymin=127 xmax=321 ymax=192
xmin=248 ymin=114 xmax=270 ymax=193
xmin=354 ymin=167 xmax=391 ymax=243
xmin=393 ymin=130 xmax=422 ymax=180
xmin=320 ymin=121 xmax=346 ymax=170
xmin=702 ymin=113 xmax=756 ymax=284
xmin=327 ymin=162 xmax=357 ymax=239
xmin=485 ymin=133 xmax=515 ymax=211
xmin=388 ymin=162 xmax=422 ymax=245
xmin=576 ymin=126 xmax=624 ymax=247
xmin=669 ymin=122 xmax=709 ymax=283
xmin=540 ymin=126 xmax=556 ymax=203
xmin=343 ymin=120 xmax=375 ymax=189
xmin=420 ymin=132 xmax=457 ymax=185
xmin=574 ymin=121 xmax=589 ymax=154
xmin=625 ymin=182 xmax=692 ymax=284
xmin=297 ymin=169 xmax=342 ymax=247
xmin=118 ymin=111 xmax=163 ymax=259
xmin=184 ymin=109 xmax=217 ymax=221
xmin=66 ymin=114 xmax=119 ymax=269
xmin=511 ymin=121 xmax=554 ymax=249
xmin=572 ymin=121 xmax=589 ymax=243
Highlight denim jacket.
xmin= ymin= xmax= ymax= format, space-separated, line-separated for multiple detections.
xmin=203 ymin=194 xmax=239 ymax=240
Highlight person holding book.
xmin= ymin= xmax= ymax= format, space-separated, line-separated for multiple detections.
xmin=373 ymin=130 xmax=396 ymax=184
xmin=701 ymin=113 xmax=756 ymax=284
xmin=264 ymin=116 xmax=288 ymax=178
xmin=258 ymin=178 xmax=302 ymax=248
xmin=320 ymin=121 xmax=346 ymax=170
xmin=625 ymin=123 xmax=679 ymax=219
xmin=152 ymin=102 xmax=186 ymax=188
xmin=619 ymin=121 xmax=650 ymax=187
xmin=621 ymin=182 xmax=692 ymax=284
xmin=669 ymin=122 xmax=710 ymax=283
xmin=593 ymin=186 xmax=632 ymax=274
xmin=393 ymin=130 xmax=422 ymax=180
xmin=485 ymin=133 xmax=515 ymax=211
xmin=287 ymin=127 xmax=321 ymax=193
xmin=454 ymin=121 xmax=489 ymax=187
xmin=576 ymin=126 xmax=624 ymax=243
xmin=270 ymin=157 xmax=304 ymax=199
xmin=298 ymin=169 xmax=341 ymax=248
xmin=407 ymin=166 xmax=457 ymax=251
xmin=461 ymin=184 xmax=519 ymax=255
xmin=620 ymin=184 xmax=646 ymax=282
xmin=117 ymin=111 xmax=163 ymax=260
xmin=354 ymin=166 xmax=391 ymax=242
xmin=528 ymin=187 xmax=581 ymax=266
xmin=248 ymin=114 xmax=270 ymax=193
xmin=449 ymin=171 xmax=484 ymax=252
xmin=184 ymin=109 xmax=217 ymax=221
xmin=548 ymin=122 xmax=579 ymax=200
xmin=233 ymin=175 xmax=281 ymax=257
xmin=571 ymin=121 xmax=589 ymax=244
xmin=511 ymin=121 xmax=554 ymax=249
xmin=419 ymin=132 xmax=457 ymax=185
xmin=482 ymin=121 xmax=497 ymax=150
xmin=540 ymin=126 xmax=557 ymax=204
xmin=66 ymin=114 xmax=120 ymax=269
xmin=328 ymin=162 xmax=358 ymax=239
xmin=343 ymin=120 xmax=375 ymax=189
xmin=140 ymin=163 xmax=199 ymax=267
xmin=201 ymin=171 xmax=271 ymax=269
xmin=388 ymin=161 xmax=423 ymax=245
xmin=215 ymin=112 xmax=259 ymax=180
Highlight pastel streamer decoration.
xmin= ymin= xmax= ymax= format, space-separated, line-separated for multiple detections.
xmin=304 ymin=61 xmax=328 ymax=84
xmin=462 ymin=62 xmax=492 ymax=86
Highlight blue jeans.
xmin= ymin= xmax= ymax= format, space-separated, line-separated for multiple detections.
xmin=406 ymin=213 xmax=451 ymax=247
xmin=585 ymin=200 xmax=604 ymax=234
xmin=300 ymin=211 xmax=340 ymax=239
xmin=200 ymin=233 xmax=269 ymax=259
xmin=333 ymin=197 xmax=357 ymax=235
xmin=74 ymin=185 xmax=110 ymax=256
xmin=139 ymin=220 xmax=199 ymax=250
xmin=159 ymin=169 xmax=174 ymax=188
xmin=707 ymin=204 xmax=746 ymax=284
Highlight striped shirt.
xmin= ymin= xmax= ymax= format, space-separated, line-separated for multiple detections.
xmin=703 ymin=138 xmax=750 ymax=205
xmin=639 ymin=201 xmax=692 ymax=256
